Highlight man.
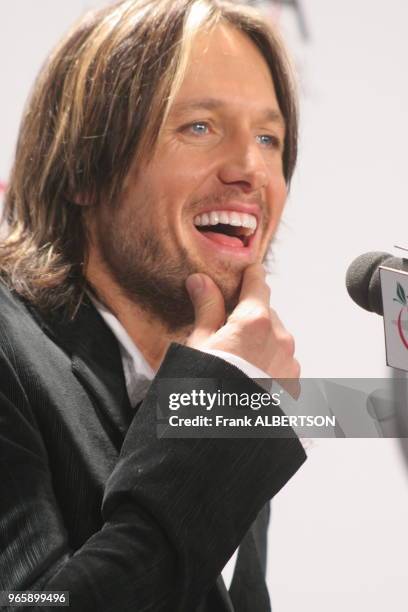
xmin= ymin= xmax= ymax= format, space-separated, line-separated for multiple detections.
xmin=0 ymin=0 xmax=305 ymax=610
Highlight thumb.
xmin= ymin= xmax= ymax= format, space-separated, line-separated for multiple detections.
xmin=185 ymin=273 xmax=226 ymax=347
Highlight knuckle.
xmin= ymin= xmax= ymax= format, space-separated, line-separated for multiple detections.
xmin=247 ymin=310 xmax=271 ymax=334
xmin=200 ymin=296 xmax=218 ymax=310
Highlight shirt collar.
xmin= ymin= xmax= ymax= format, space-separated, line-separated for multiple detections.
xmin=89 ymin=295 xmax=156 ymax=407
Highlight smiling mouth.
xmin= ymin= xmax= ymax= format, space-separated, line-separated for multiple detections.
xmin=193 ymin=209 xmax=257 ymax=248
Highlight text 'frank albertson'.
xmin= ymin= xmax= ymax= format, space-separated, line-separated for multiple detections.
xmin=168 ymin=415 xmax=337 ymax=428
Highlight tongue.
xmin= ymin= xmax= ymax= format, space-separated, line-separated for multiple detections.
xmin=200 ymin=230 xmax=244 ymax=248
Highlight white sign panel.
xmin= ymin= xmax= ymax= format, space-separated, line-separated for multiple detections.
xmin=380 ymin=265 xmax=408 ymax=371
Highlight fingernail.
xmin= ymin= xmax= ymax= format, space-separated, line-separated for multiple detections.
xmin=186 ymin=274 xmax=204 ymax=296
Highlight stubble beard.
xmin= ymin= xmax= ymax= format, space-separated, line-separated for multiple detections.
xmin=96 ymin=216 xmax=245 ymax=333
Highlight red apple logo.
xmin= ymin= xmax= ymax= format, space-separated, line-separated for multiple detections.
xmin=394 ymin=282 xmax=408 ymax=349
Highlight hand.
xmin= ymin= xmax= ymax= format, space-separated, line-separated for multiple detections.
xmin=185 ymin=263 xmax=300 ymax=397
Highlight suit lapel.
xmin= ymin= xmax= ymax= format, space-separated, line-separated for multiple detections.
xmin=25 ymin=296 xmax=272 ymax=611
xmin=27 ymin=297 xmax=133 ymax=451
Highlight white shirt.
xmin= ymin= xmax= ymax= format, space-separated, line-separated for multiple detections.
xmin=93 ymin=299 xmax=270 ymax=590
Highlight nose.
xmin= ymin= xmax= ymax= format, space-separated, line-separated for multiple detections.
xmin=216 ymin=133 xmax=269 ymax=193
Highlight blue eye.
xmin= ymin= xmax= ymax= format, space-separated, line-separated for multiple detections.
xmin=185 ymin=122 xmax=209 ymax=135
xmin=256 ymin=134 xmax=281 ymax=149
xmin=189 ymin=121 xmax=208 ymax=136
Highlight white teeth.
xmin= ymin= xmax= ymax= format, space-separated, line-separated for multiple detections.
xmin=193 ymin=209 xmax=258 ymax=234
xmin=242 ymin=214 xmax=257 ymax=230
xmin=201 ymin=212 xmax=210 ymax=226
xmin=209 ymin=211 xmax=219 ymax=225
xmin=229 ymin=212 xmax=241 ymax=226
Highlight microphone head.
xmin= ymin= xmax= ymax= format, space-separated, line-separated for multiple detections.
xmin=345 ymin=251 xmax=406 ymax=316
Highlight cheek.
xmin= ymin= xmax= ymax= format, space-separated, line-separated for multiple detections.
xmin=150 ymin=160 xmax=192 ymax=204
xmin=275 ymin=182 xmax=288 ymax=218
xmin=267 ymin=173 xmax=287 ymax=223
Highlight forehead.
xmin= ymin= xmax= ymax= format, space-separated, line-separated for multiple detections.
xmin=171 ymin=23 xmax=281 ymax=118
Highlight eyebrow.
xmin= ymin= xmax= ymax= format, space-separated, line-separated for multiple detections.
xmin=171 ymin=97 xmax=285 ymax=126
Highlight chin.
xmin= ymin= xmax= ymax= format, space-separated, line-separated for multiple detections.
xmin=205 ymin=267 xmax=243 ymax=314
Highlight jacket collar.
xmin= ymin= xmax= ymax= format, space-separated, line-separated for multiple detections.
xmin=27 ymin=296 xmax=133 ymax=451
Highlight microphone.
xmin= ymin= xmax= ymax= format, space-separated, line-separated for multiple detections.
xmin=346 ymin=251 xmax=408 ymax=440
xmin=345 ymin=251 xmax=408 ymax=316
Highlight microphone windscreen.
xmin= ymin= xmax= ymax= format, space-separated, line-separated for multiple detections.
xmin=345 ymin=251 xmax=406 ymax=316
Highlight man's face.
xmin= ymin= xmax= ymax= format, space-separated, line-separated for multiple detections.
xmin=94 ymin=24 xmax=287 ymax=330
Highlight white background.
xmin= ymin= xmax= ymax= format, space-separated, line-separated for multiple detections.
xmin=1 ymin=2 xmax=408 ymax=610
xmin=269 ymin=2 xmax=408 ymax=611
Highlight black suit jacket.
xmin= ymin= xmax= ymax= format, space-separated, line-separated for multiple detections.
xmin=0 ymin=282 xmax=306 ymax=611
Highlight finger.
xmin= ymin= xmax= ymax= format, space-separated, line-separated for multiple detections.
xmin=232 ymin=263 xmax=270 ymax=318
xmin=268 ymin=307 xmax=287 ymax=334
xmin=275 ymin=353 xmax=301 ymax=399
xmin=185 ymin=273 xmax=226 ymax=347
xmin=276 ymin=377 xmax=301 ymax=401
